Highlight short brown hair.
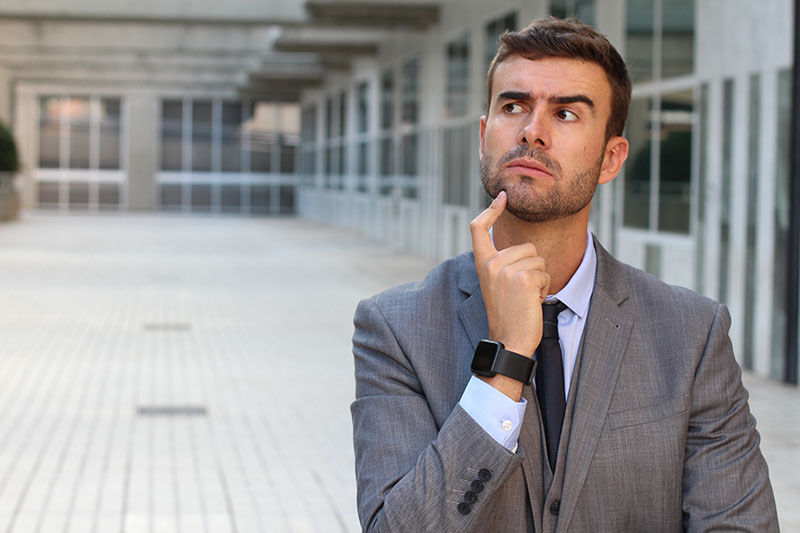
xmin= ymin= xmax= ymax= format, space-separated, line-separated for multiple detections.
xmin=486 ymin=17 xmax=631 ymax=140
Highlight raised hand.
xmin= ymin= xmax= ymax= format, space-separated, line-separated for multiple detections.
xmin=470 ymin=191 xmax=550 ymax=358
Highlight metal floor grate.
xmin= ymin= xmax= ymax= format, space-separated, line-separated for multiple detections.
xmin=137 ymin=405 xmax=208 ymax=417
xmin=142 ymin=322 xmax=192 ymax=332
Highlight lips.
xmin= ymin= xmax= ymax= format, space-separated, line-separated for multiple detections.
xmin=505 ymin=158 xmax=553 ymax=178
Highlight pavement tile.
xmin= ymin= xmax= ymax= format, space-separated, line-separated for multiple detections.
xmin=0 ymin=213 xmax=796 ymax=532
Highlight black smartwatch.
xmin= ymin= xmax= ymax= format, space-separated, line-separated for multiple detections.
xmin=471 ymin=340 xmax=537 ymax=385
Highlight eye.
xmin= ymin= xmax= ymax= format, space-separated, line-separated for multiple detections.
xmin=502 ymin=103 xmax=524 ymax=114
xmin=556 ymin=109 xmax=578 ymax=122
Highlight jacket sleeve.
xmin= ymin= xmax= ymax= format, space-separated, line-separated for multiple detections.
xmin=681 ymin=304 xmax=779 ymax=531
xmin=350 ymin=297 xmax=524 ymax=532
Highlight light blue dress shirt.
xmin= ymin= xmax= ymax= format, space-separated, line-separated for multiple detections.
xmin=459 ymin=231 xmax=597 ymax=451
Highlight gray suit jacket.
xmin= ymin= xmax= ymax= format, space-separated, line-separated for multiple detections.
xmin=351 ymin=241 xmax=778 ymax=532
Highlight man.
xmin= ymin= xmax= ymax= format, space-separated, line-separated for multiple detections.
xmin=351 ymin=18 xmax=778 ymax=532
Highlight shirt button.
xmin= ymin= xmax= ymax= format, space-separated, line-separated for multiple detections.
xmin=550 ymin=500 xmax=561 ymax=516
xmin=502 ymin=420 xmax=513 ymax=431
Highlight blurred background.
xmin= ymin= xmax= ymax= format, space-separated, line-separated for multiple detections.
xmin=0 ymin=0 xmax=798 ymax=531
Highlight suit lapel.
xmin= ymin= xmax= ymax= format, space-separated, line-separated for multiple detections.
xmin=456 ymin=253 xmax=489 ymax=350
xmin=557 ymin=243 xmax=634 ymax=531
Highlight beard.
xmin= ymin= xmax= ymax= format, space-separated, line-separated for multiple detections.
xmin=481 ymin=145 xmax=604 ymax=223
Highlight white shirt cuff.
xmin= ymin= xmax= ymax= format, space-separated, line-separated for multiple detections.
xmin=459 ymin=375 xmax=527 ymax=451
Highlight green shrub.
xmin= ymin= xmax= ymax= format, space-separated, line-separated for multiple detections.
xmin=0 ymin=120 xmax=20 ymax=173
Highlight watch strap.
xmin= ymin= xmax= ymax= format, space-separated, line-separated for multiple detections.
xmin=494 ymin=346 xmax=536 ymax=384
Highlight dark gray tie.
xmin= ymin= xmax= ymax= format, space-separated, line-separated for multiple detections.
xmin=535 ymin=300 xmax=567 ymax=473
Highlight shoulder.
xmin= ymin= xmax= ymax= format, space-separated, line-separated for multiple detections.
xmin=595 ymin=243 xmax=723 ymax=329
xmin=359 ymin=251 xmax=475 ymax=317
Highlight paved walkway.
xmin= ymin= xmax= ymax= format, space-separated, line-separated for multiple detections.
xmin=0 ymin=213 xmax=797 ymax=532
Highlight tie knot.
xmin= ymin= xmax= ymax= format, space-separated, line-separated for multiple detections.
xmin=542 ymin=300 xmax=567 ymax=338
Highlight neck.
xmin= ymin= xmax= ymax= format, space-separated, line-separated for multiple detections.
xmin=492 ymin=209 xmax=589 ymax=295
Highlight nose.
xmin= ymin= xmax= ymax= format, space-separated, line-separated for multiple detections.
xmin=518 ymin=109 xmax=550 ymax=149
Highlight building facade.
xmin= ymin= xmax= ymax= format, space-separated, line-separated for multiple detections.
xmin=294 ymin=0 xmax=796 ymax=383
xmin=0 ymin=0 xmax=797 ymax=383
xmin=1 ymin=0 xmax=307 ymax=215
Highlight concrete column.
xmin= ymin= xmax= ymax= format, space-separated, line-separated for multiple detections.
xmin=126 ymin=91 xmax=157 ymax=210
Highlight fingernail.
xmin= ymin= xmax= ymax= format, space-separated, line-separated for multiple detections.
xmin=495 ymin=191 xmax=506 ymax=202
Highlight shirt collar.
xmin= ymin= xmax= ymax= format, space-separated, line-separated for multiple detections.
xmin=547 ymin=231 xmax=596 ymax=319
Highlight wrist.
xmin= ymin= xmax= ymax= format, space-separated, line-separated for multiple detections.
xmin=471 ymin=340 xmax=538 ymax=385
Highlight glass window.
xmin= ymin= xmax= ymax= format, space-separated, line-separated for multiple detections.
xmin=446 ymin=33 xmax=470 ymax=119
xmin=695 ymin=83 xmax=709 ymax=293
xmin=623 ymin=98 xmax=651 ymax=228
xmin=221 ymin=102 xmax=242 ymax=172
xmin=380 ymin=137 xmax=394 ymax=177
xmin=381 ymin=71 xmax=394 ymax=130
xmin=69 ymin=181 xmax=90 ymax=207
xmin=401 ymin=133 xmax=418 ymax=177
xmin=550 ymin=0 xmax=594 ymax=24
xmin=301 ymin=105 xmax=317 ymax=144
xmin=719 ymin=79 xmax=734 ymax=303
xmin=623 ymin=0 xmax=696 ymax=234
xmin=400 ymin=57 xmax=420 ymax=198
xmin=279 ymin=104 xmax=299 ymax=175
xmin=300 ymin=105 xmax=317 ymax=181
xmin=325 ymin=97 xmax=334 ymax=140
xmin=338 ymin=91 xmax=347 ymax=137
xmin=98 ymin=99 xmax=121 ymax=170
xmin=248 ymin=102 xmax=275 ymax=173
xmin=357 ymin=142 xmax=369 ymax=178
xmin=161 ymin=100 xmax=183 ymax=171
xmin=401 ymin=59 xmax=419 ymax=128
xmin=98 ymin=183 xmax=120 ymax=208
xmin=443 ymin=124 xmax=473 ymax=206
xmin=662 ymin=0 xmax=694 ymax=78
xmin=772 ymin=68 xmax=792 ymax=379
xmin=626 ymin=0 xmax=655 ymax=83
xmin=68 ymin=97 xmax=91 ymax=169
xmin=357 ymin=82 xmax=369 ymax=134
xmin=657 ymin=90 xmax=693 ymax=233
xmin=191 ymin=100 xmax=212 ymax=172
xmin=486 ymin=13 xmax=517 ymax=76
xmin=220 ymin=184 xmax=242 ymax=211
xmin=38 ymin=96 xmax=61 ymax=169
xmin=743 ymin=73 xmax=760 ymax=370
xmin=485 ymin=13 xmax=518 ymax=112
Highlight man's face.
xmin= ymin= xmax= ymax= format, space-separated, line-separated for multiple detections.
xmin=480 ymin=55 xmax=625 ymax=223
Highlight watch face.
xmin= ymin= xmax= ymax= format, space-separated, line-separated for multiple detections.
xmin=471 ymin=340 xmax=500 ymax=376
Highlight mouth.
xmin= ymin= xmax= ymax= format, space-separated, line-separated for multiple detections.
xmin=504 ymin=158 xmax=554 ymax=178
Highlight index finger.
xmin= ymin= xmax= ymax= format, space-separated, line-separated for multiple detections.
xmin=470 ymin=190 xmax=507 ymax=263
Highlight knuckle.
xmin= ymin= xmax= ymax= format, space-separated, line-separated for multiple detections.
xmin=483 ymin=258 xmax=501 ymax=278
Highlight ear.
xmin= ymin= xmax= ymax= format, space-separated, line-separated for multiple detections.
xmin=597 ymin=136 xmax=629 ymax=185
xmin=479 ymin=115 xmax=487 ymax=159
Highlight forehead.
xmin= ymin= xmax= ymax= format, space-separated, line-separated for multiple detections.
xmin=490 ymin=55 xmax=611 ymax=110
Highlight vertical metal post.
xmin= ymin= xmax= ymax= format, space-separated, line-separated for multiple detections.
xmin=786 ymin=0 xmax=800 ymax=384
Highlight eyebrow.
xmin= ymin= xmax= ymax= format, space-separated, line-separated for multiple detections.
xmin=496 ymin=90 xmax=596 ymax=111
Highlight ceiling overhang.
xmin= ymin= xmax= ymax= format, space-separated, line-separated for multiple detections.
xmin=304 ymin=1 xmax=439 ymax=29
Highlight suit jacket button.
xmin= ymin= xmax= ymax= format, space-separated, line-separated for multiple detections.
xmin=549 ymin=500 xmax=560 ymax=516
xmin=471 ymin=479 xmax=484 ymax=493
xmin=464 ymin=490 xmax=478 ymax=504
xmin=457 ymin=502 xmax=472 ymax=515
xmin=478 ymin=468 xmax=492 ymax=482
